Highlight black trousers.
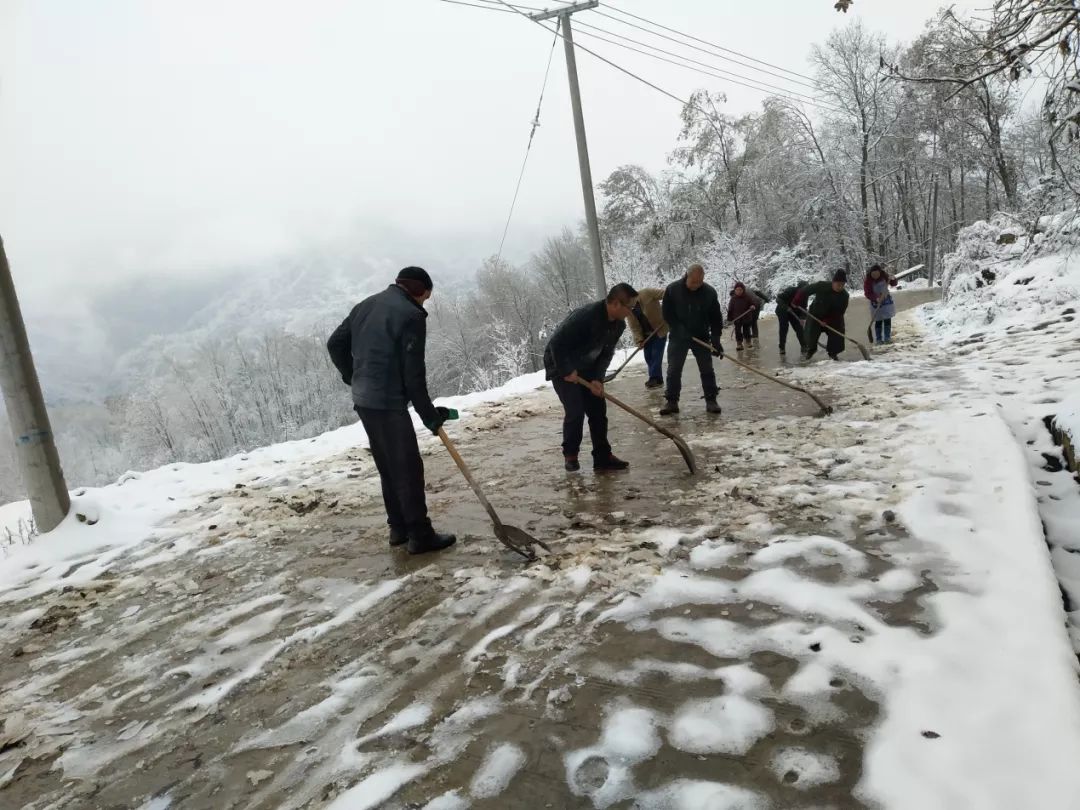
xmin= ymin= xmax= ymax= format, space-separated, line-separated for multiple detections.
xmin=803 ymin=318 xmax=845 ymax=358
xmin=777 ymin=309 xmax=805 ymax=351
xmin=665 ymin=337 xmax=718 ymax=402
xmin=750 ymin=313 xmax=760 ymax=338
xmin=733 ymin=321 xmax=753 ymax=343
xmin=355 ymin=407 xmax=431 ymax=536
xmin=552 ymin=377 xmax=610 ymax=460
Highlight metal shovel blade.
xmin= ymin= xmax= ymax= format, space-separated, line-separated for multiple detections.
xmin=495 ymin=523 xmax=551 ymax=560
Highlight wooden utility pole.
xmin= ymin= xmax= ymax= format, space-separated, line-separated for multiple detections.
xmin=0 ymin=235 xmax=70 ymax=532
xmin=529 ymin=0 xmax=607 ymax=297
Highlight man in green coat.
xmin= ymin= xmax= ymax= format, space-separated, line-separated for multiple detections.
xmin=792 ymin=269 xmax=849 ymax=361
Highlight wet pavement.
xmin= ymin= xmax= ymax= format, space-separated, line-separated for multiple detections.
xmin=0 ymin=290 xmax=942 ymax=809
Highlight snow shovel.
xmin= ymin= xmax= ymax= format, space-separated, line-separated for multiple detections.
xmin=437 ymin=428 xmax=550 ymax=561
xmin=604 ymin=327 xmax=660 ymax=383
xmin=792 ymin=306 xmax=872 ymax=361
xmin=690 ymin=337 xmax=833 ymax=416
xmin=574 ymin=379 xmax=696 ymax=475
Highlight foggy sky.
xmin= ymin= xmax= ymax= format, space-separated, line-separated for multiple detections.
xmin=1 ymin=0 xmax=977 ymax=303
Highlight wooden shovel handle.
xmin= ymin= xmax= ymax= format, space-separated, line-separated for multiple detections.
xmin=437 ymin=428 xmax=504 ymax=530
xmin=690 ymin=337 xmax=832 ymax=413
xmin=793 ymin=306 xmax=872 ymax=358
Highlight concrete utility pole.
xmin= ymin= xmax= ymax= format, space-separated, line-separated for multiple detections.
xmin=0 ymin=235 xmax=70 ymax=532
xmin=530 ymin=0 xmax=607 ymax=297
xmin=927 ymin=177 xmax=940 ymax=287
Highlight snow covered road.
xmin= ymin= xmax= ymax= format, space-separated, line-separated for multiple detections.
xmin=3 ymin=290 xmax=1080 ymax=809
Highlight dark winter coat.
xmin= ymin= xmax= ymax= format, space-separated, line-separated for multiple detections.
xmin=662 ymin=278 xmax=725 ymax=343
xmin=544 ymin=300 xmax=625 ymax=382
xmin=326 ymin=284 xmax=438 ymax=424
xmin=775 ymin=285 xmax=801 ymax=314
xmin=727 ymin=291 xmax=758 ymax=323
xmin=792 ymin=281 xmax=850 ymax=325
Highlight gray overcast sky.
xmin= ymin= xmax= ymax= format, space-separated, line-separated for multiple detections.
xmin=1 ymin=0 xmax=978 ymax=302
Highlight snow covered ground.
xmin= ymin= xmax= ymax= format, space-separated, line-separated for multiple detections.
xmin=919 ymin=213 xmax=1080 ymax=651
xmin=2 ymin=280 xmax=1079 ymax=808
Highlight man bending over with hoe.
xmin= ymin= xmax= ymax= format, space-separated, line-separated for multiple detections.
xmin=327 ymin=267 xmax=457 ymax=555
xmin=626 ymin=286 xmax=668 ymax=389
xmin=660 ymin=263 xmax=725 ymax=416
xmin=545 ymin=283 xmax=639 ymax=472
xmin=793 ymin=269 xmax=850 ymax=361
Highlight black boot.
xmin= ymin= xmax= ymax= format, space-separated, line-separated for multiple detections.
xmin=705 ymin=398 xmax=722 ymax=414
xmin=594 ymin=454 xmax=630 ymax=472
xmin=645 ymin=377 xmax=663 ymax=389
xmin=659 ymin=399 xmax=680 ymax=415
xmin=408 ymin=527 xmax=457 ymax=555
xmin=389 ymin=526 xmax=408 ymax=547
xmin=564 ymin=455 xmax=580 ymax=472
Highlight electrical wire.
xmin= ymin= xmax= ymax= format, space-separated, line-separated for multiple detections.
xmin=456 ymin=0 xmax=827 ymax=119
xmin=496 ymin=20 xmax=562 ymax=262
xmin=439 ymin=0 xmax=519 ymax=13
xmin=569 ymin=18 xmax=841 ymax=112
xmin=600 ymin=3 xmax=819 ymax=86
xmin=587 ymin=8 xmax=819 ymax=93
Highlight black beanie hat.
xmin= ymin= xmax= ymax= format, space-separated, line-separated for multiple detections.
xmin=396 ymin=266 xmax=433 ymax=291
xmin=832 ymin=269 xmax=848 ymax=284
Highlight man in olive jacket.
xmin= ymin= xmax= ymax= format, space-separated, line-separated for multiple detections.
xmin=327 ymin=267 xmax=456 ymax=555
xmin=659 ymin=264 xmax=725 ymax=415
xmin=544 ymin=283 xmax=638 ymax=472
xmin=626 ymin=287 xmax=668 ymax=388
xmin=792 ymin=269 xmax=850 ymax=361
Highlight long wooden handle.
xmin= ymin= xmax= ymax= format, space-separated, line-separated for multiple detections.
xmin=609 ymin=327 xmax=660 ymax=377
xmin=576 ymin=379 xmax=676 ymax=439
xmin=793 ymin=306 xmax=869 ymax=349
xmin=437 ymin=428 xmax=504 ymax=529
xmin=690 ymin=337 xmax=831 ymax=413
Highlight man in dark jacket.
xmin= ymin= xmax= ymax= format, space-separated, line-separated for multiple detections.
xmin=775 ymin=281 xmax=807 ymax=355
xmin=545 ymin=283 xmax=638 ymax=472
xmin=792 ymin=269 xmax=850 ymax=361
xmin=659 ymin=264 xmax=724 ymax=415
xmin=326 ymin=267 xmax=456 ymax=555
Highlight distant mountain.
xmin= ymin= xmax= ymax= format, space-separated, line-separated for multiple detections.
xmin=23 ymin=247 xmax=481 ymax=405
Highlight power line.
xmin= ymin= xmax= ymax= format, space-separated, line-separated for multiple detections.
xmin=439 ymin=0 xmax=541 ymax=13
xmin=587 ymin=8 xmax=819 ymax=93
xmin=496 ymin=20 xmax=562 ymax=262
xmin=486 ymin=0 xmax=697 ymax=109
xmin=440 ymin=0 xmax=516 ymax=13
xmin=449 ymin=0 xmax=829 ymax=117
xmin=569 ymin=18 xmax=840 ymax=112
xmin=600 ymin=3 xmax=819 ymax=86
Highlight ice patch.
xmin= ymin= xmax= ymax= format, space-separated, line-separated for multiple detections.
xmin=634 ymin=778 xmax=765 ymax=809
xmin=422 ymin=791 xmax=469 ymax=810
xmin=770 ymin=747 xmax=841 ymax=789
xmin=463 ymin=622 xmax=519 ymax=671
xmin=358 ymin=702 xmax=431 ymax=744
xmin=522 ymin=609 xmax=561 ymax=648
xmin=469 ymin=742 xmax=526 ymax=798
xmin=325 ymin=761 xmax=427 ymax=810
xmin=565 ymin=564 xmax=592 ymax=593
xmin=750 ymin=534 xmax=868 ymax=574
xmin=669 ymin=695 xmax=774 ymax=755
xmin=564 ymin=703 xmax=662 ymax=805
xmin=689 ymin=539 xmax=742 ymax=570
